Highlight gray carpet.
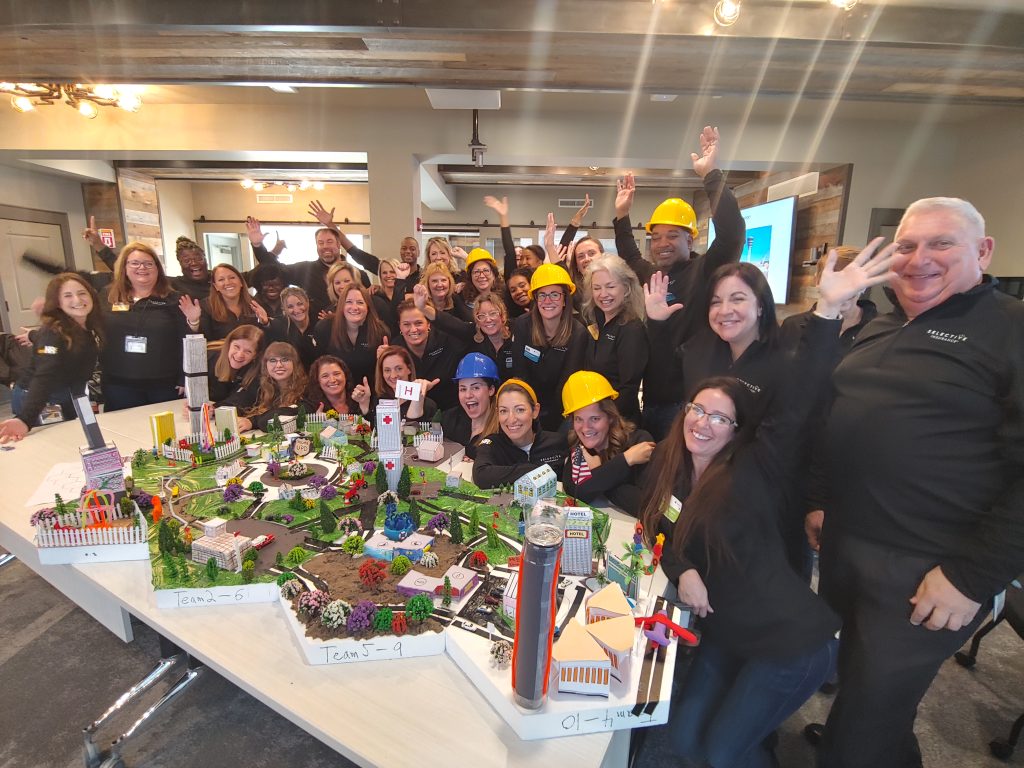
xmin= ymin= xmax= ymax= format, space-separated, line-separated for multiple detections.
xmin=1 ymin=556 xmax=1021 ymax=768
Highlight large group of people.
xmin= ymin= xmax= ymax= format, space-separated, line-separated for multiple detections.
xmin=2 ymin=125 xmax=1021 ymax=768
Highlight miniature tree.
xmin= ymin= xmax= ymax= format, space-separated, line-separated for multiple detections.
xmin=275 ymin=551 xmax=285 ymax=567
xmin=486 ymin=523 xmax=500 ymax=550
xmin=469 ymin=550 xmax=489 ymax=568
xmin=397 ymin=466 xmax=412 ymax=500
xmin=405 ymin=594 xmax=434 ymax=622
xmin=157 ymin=518 xmax=180 ymax=555
xmin=449 ymin=512 xmax=464 ymax=545
xmin=373 ymin=606 xmax=394 ymax=632
xmin=276 ymin=571 xmax=298 ymax=586
xmin=242 ymin=560 xmax=255 ymax=583
xmin=162 ymin=553 xmax=178 ymax=581
xmin=374 ymin=461 xmax=387 ymax=493
xmin=223 ymin=427 xmax=233 ymax=443
xmin=289 ymin=492 xmax=306 ymax=512
xmin=468 ymin=509 xmax=481 ymax=538
xmin=246 ymin=480 xmax=266 ymax=499
xmin=243 ymin=547 xmax=258 ymax=564
xmin=131 ymin=448 xmax=149 ymax=469
xmin=119 ymin=495 xmax=134 ymax=518
xmin=205 ymin=557 xmax=219 ymax=581
xmin=408 ymin=498 xmax=422 ymax=529
xmin=319 ymin=500 xmax=337 ymax=534
xmin=298 ymin=590 xmax=330 ymax=620
xmin=442 ymin=576 xmax=453 ymax=607
xmin=321 ymin=599 xmax=352 ymax=629
xmin=390 ymin=555 xmax=412 ymax=576
xmin=285 ymin=546 xmax=309 ymax=567
xmin=346 ymin=601 xmax=377 ymax=633
xmin=419 ymin=551 xmax=439 ymax=569
xmin=341 ymin=534 xmax=365 ymax=555
xmin=426 ymin=512 xmax=449 ymax=534
xmin=53 ymin=493 xmax=69 ymax=516
xmin=358 ymin=559 xmax=388 ymax=590
xmin=296 ymin=403 xmax=307 ymax=432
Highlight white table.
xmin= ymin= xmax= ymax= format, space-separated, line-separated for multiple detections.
xmin=0 ymin=404 xmax=636 ymax=768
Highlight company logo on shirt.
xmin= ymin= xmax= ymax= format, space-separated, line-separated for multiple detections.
xmin=738 ymin=378 xmax=761 ymax=395
xmin=926 ymin=329 xmax=968 ymax=344
xmin=39 ymin=345 xmax=58 ymax=355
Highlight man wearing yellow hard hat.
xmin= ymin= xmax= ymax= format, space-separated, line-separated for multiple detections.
xmin=612 ymin=125 xmax=746 ymax=440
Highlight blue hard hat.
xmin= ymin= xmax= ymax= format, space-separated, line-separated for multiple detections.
xmin=453 ymin=352 xmax=499 ymax=383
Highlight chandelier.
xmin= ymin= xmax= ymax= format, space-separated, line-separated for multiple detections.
xmin=241 ymin=179 xmax=326 ymax=193
xmin=0 ymin=83 xmax=143 ymax=118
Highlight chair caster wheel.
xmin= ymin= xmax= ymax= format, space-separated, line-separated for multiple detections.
xmin=954 ymin=651 xmax=976 ymax=668
xmin=989 ymin=739 xmax=1014 ymax=760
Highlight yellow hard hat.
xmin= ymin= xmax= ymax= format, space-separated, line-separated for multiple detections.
xmin=561 ymin=370 xmax=618 ymax=417
xmin=528 ymin=263 xmax=576 ymax=299
xmin=646 ymin=198 xmax=697 ymax=237
xmin=465 ymin=248 xmax=496 ymax=270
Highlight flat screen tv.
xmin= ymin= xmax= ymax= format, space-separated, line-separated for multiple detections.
xmin=707 ymin=195 xmax=798 ymax=304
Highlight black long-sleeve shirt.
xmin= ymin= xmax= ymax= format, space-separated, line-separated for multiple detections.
xmin=616 ymin=169 xmax=745 ymax=405
xmin=395 ymin=327 xmax=466 ymax=412
xmin=252 ymin=244 xmax=370 ymax=311
xmin=428 ymin=305 xmax=515 ymax=379
xmin=100 ymin=292 xmax=190 ymax=388
xmin=313 ymin=320 xmax=388 ymax=393
xmin=15 ymin=325 xmax=98 ymax=427
xmin=472 ymin=428 xmax=568 ymax=489
xmin=510 ymin=313 xmax=588 ymax=431
xmin=823 ymin=279 xmax=1024 ymax=603
xmin=265 ymin=315 xmax=320 ymax=370
xmin=648 ymin=313 xmax=842 ymax=660
xmin=440 ymin=407 xmax=487 ymax=460
xmin=583 ymin=313 xmax=649 ymax=423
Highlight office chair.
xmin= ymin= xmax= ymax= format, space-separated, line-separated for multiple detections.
xmin=954 ymin=578 xmax=1023 ymax=760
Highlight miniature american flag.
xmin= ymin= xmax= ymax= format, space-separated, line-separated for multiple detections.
xmin=571 ymin=445 xmax=592 ymax=486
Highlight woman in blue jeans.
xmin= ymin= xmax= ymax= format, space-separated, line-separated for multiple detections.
xmin=639 ymin=241 xmax=896 ymax=767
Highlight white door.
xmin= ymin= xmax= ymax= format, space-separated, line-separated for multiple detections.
xmin=0 ymin=218 xmax=68 ymax=331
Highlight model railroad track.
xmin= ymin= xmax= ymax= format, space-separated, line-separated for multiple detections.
xmin=631 ymin=595 xmax=674 ymax=716
xmin=293 ymin=565 xmax=330 ymax=594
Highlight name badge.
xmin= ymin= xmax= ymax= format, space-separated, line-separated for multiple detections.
xmin=112 ymin=302 xmax=131 ymax=312
xmin=524 ymin=345 xmax=541 ymax=363
xmin=125 ymin=335 xmax=148 ymax=354
xmin=664 ymin=495 xmax=682 ymax=524
xmin=38 ymin=403 xmax=65 ymax=425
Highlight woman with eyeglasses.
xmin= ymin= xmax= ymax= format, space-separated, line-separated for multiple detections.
xmin=510 ymin=265 xmax=587 ymax=431
xmin=1 ymin=273 xmax=104 ymax=443
xmin=265 ymin=286 xmax=319 ymax=370
xmin=639 ymin=244 xmax=897 ymax=768
xmin=236 ymin=342 xmax=307 ymax=432
xmin=315 ymin=283 xmax=391 ymax=393
xmin=208 ymin=323 xmax=264 ymax=411
xmin=179 ymin=263 xmax=269 ymax=343
xmin=560 ymin=371 xmax=654 ymax=513
xmin=418 ymin=290 xmax=515 ymax=381
xmin=581 ymin=253 xmax=649 ymax=423
xmin=100 ymin=243 xmax=192 ymax=411
xmin=461 ymin=248 xmax=506 ymax=313
xmin=472 ymin=378 xmax=568 ymax=489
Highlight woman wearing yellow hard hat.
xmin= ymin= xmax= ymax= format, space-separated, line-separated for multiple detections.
xmin=472 ymin=378 xmax=568 ymax=490
xmin=581 ymin=253 xmax=649 ymax=423
xmin=560 ymin=370 xmax=655 ymax=513
xmin=510 ymin=264 xmax=588 ymax=431
xmin=462 ymin=247 xmax=505 ymax=311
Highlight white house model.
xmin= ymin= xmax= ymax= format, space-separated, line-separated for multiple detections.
xmin=416 ymin=439 xmax=444 ymax=462
xmin=585 ymin=615 xmax=634 ymax=682
xmin=552 ymin=619 xmax=612 ymax=697
xmin=586 ymin=582 xmax=633 ymax=624
xmin=191 ymin=517 xmax=252 ymax=572
xmin=513 ymin=464 xmax=557 ymax=505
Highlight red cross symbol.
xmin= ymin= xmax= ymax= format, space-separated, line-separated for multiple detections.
xmin=385 ymin=460 xmax=395 ymax=470
xmin=383 ymin=415 xmax=393 ymax=425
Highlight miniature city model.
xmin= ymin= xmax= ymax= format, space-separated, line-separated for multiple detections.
xmin=30 ymin=490 xmax=149 ymax=565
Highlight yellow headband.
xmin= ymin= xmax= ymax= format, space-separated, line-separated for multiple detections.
xmin=496 ymin=377 xmax=538 ymax=405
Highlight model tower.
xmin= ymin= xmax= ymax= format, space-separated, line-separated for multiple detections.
xmin=183 ymin=334 xmax=209 ymax=434
xmin=375 ymin=399 xmax=403 ymax=492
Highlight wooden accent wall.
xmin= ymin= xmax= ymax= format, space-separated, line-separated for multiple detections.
xmin=81 ymin=182 xmax=124 ymax=271
xmin=116 ymin=168 xmax=163 ymax=257
xmin=729 ymin=165 xmax=853 ymax=313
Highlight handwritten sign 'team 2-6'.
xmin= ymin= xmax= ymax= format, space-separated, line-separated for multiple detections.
xmin=156 ymin=582 xmax=279 ymax=609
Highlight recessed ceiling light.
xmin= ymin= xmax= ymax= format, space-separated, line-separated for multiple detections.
xmin=650 ymin=94 xmax=678 ymax=102
xmin=267 ymin=84 xmax=297 ymax=94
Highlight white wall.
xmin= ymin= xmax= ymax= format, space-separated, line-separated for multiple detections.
xmin=156 ymin=179 xmax=197 ymax=276
xmin=0 ymin=163 xmax=92 ymax=270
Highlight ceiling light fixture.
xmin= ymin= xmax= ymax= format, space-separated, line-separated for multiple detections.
xmin=0 ymin=82 xmax=143 ymax=116
xmin=828 ymin=0 xmax=858 ymax=8
xmin=238 ymin=178 xmax=334 ymax=193
xmin=713 ymin=0 xmax=741 ymax=26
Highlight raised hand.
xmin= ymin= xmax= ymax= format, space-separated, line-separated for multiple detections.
xmin=178 ymin=295 xmax=202 ymax=326
xmin=690 ymin=125 xmax=720 ymax=179
xmin=550 ymin=243 xmax=570 ymax=266
xmin=82 ymin=215 xmax=103 ymax=250
xmin=543 ymin=212 xmax=557 ymax=258
xmin=482 ymin=195 xmax=509 ymax=218
xmin=412 ymin=283 xmax=429 ymax=311
xmin=308 ymin=199 xmax=336 ymax=228
xmin=623 ymin=441 xmax=656 ymax=466
xmin=14 ymin=327 xmax=33 ymax=347
xmin=615 ymin=173 xmax=636 ymax=218
xmin=450 ymin=245 xmax=468 ymax=263
xmin=250 ymin=300 xmax=269 ymax=325
xmin=395 ymin=262 xmax=412 ymax=280
xmin=375 ymin=336 xmax=390 ymax=359
xmin=643 ymin=272 xmax=684 ymax=321
xmin=244 ymin=216 xmax=265 ymax=247
xmin=270 ymin=233 xmax=286 ymax=256
xmin=816 ymin=238 xmax=898 ymax=318
xmin=570 ymin=193 xmax=592 ymax=227
xmin=351 ymin=376 xmax=372 ymax=409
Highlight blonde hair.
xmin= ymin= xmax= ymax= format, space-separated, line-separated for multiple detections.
xmin=425 ymin=237 xmax=453 ymax=267
xmin=107 ymin=242 xmax=171 ymax=304
xmin=472 ymin=292 xmax=511 ymax=343
xmin=419 ymin=262 xmax=456 ymax=311
xmin=326 ymin=262 xmax=360 ymax=304
xmin=582 ymin=254 xmax=645 ymax=325
xmin=214 ymin=324 xmax=264 ymax=386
